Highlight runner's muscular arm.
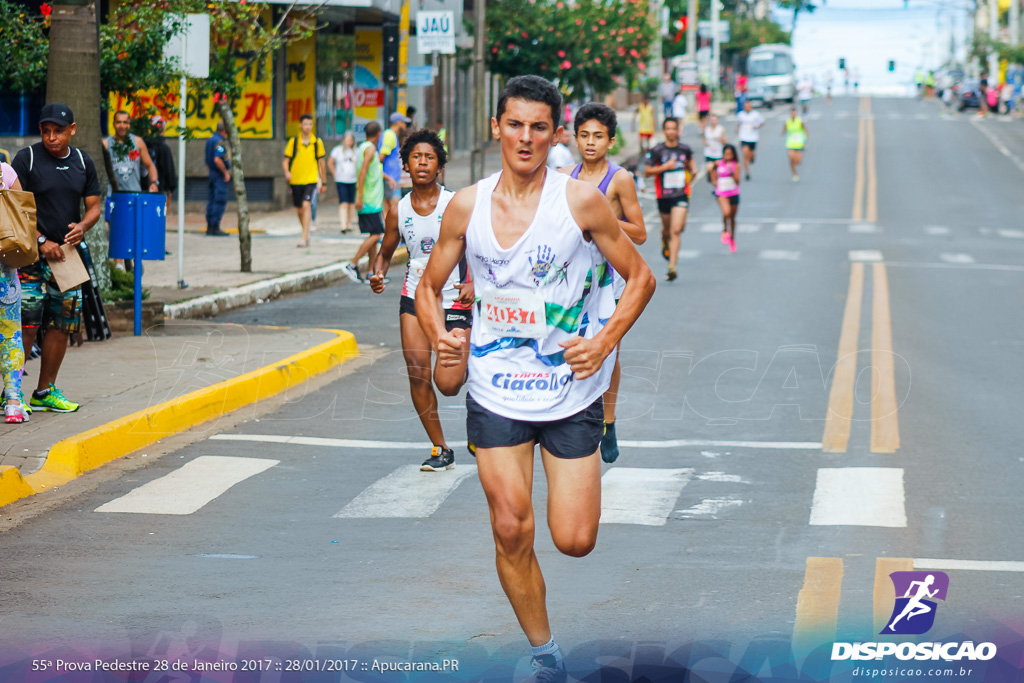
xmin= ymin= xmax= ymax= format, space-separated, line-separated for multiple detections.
xmin=611 ymin=169 xmax=646 ymax=245
xmin=369 ymin=204 xmax=401 ymax=292
xmin=416 ymin=187 xmax=473 ymax=366
xmin=564 ymin=181 xmax=656 ymax=379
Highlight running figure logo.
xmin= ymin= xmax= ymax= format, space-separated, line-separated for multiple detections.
xmin=881 ymin=571 xmax=949 ymax=635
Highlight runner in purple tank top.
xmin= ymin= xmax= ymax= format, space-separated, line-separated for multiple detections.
xmin=560 ymin=103 xmax=646 ymax=463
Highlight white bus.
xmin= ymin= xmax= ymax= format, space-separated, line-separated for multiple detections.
xmin=745 ymin=44 xmax=796 ymax=107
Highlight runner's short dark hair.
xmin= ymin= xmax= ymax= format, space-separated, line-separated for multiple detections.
xmin=496 ymin=75 xmax=562 ymax=127
xmin=400 ymin=128 xmax=448 ymax=169
xmin=113 ymin=110 xmax=130 ymax=120
xmin=573 ymin=103 xmax=617 ymax=138
xmin=300 ymin=113 xmax=313 ymax=123
xmin=663 ymin=116 xmax=680 ymax=129
xmin=364 ymin=121 xmax=382 ymax=138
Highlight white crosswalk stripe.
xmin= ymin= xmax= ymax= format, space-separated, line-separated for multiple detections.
xmin=849 ymin=223 xmax=879 ymax=234
xmin=939 ymin=253 xmax=976 ymax=264
xmin=701 ymin=223 xmax=722 ymax=233
xmin=924 ymin=226 xmax=951 ymax=235
xmin=998 ymin=229 xmax=1024 ymax=239
xmin=760 ymin=250 xmax=801 ymax=261
xmin=600 ymin=468 xmax=691 ymax=526
xmin=849 ymin=250 xmax=884 ymax=262
xmin=775 ymin=222 xmax=802 ymax=233
xmin=333 ymin=465 xmax=478 ymax=518
xmin=95 ymin=456 xmax=279 ymax=515
xmin=809 ymin=467 xmax=907 ymax=527
xmin=738 ymin=224 xmax=761 ymax=233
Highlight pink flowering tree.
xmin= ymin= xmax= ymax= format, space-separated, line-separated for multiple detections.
xmin=487 ymin=0 xmax=654 ymax=100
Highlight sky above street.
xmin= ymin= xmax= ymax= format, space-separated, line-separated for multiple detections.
xmin=780 ymin=0 xmax=966 ymax=95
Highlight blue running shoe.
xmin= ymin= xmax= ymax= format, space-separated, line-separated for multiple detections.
xmin=600 ymin=421 xmax=619 ymax=463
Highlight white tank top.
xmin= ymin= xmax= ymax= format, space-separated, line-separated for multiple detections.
xmin=399 ymin=188 xmax=464 ymax=308
xmin=465 ymin=170 xmax=616 ymax=421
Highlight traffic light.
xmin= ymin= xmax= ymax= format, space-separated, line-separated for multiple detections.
xmin=383 ymin=22 xmax=399 ymax=84
xmin=839 ymin=57 xmax=846 ymax=70
xmin=888 ymin=60 xmax=895 ymax=72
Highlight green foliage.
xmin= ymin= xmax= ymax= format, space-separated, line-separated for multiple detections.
xmin=661 ymin=12 xmax=789 ymax=62
xmin=973 ymin=32 xmax=1024 ymax=68
xmin=101 ymin=4 xmax=186 ymax=111
xmin=609 ymin=127 xmax=623 ymax=156
xmin=105 ymin=265 xmax=151 ymax=302
xmin=0 ymin=0 xmax=48 ymax=92
xmin=487 ymin=0 xmax=655 ymax=100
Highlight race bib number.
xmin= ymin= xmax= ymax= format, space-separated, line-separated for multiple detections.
xmin=481 ymin=288 xmax=547 ymax=339
xmin=717 ymin=175 xmax=737 ymax=193
xmin=663 ymin=169 xmax=687 ymax=190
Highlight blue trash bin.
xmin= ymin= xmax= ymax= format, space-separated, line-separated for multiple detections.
xmin=108 ymin=192 xmax=166 ymax=261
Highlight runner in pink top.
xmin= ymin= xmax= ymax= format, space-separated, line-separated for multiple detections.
xmin=715 ymin=144 xmax=740 ymax=252
xmin=696 ymin=84 xmax=712 ymax=132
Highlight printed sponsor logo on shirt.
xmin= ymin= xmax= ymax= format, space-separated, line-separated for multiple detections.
xmin=420 ymin=236 xmax=435 ymax=253
xmin=491 ymin=371 xmax=572 ymax=392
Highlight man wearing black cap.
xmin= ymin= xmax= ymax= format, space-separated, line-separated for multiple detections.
xmin=10 ymin=103 xmax=101 ymax=414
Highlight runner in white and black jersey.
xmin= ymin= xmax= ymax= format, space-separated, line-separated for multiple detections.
xmin=417 ymin=76 xmax=655 ymax=683
xmin=369 ymin=129 xmax=473 ymax=472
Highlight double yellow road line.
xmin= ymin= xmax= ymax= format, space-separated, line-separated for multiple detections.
xmin=852 ymin=97 xmax=877 ymax=222
xmin=795 ymin=97 xmax=903 ymax=655
xmin=821 ymin=97 xmax=899 ymax=454
xmin=793 ymin=556 xmax=915 ymax=658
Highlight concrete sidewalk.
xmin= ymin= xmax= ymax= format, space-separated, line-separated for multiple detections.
xmin=0 ymin=323 xmax=351 ymax=477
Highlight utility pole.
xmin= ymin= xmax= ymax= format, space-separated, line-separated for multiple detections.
xmin=686 ymin=0 xmax=698 ymax=63
xmin=471 ymin=0 xmax=486 ymax=183
xmin=988 ymin=0 xmax=998 ymax=79
xmin=1011 ymin=0 xmax=1020 ymax=46
xmin=711 ymin=0 xmax=721 ymax=91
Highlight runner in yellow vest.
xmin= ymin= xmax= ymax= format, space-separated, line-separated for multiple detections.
xmin=782 ymin=107 xmax=807 ymax=182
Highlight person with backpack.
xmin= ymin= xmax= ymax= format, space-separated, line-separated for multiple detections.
xmin=282 ymin=113 xmax=326 ymax=248
xmin=11 ymin=103 xmax=101 ymax=415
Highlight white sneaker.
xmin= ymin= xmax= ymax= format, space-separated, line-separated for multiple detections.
xmin=342 ymin=263 xmax=361 ymax=282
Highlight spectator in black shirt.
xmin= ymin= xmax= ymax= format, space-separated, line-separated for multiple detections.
xmin=10 ymin=103 xmax=101 ymax=414
xmin=144 ymin=115 xmax=177 ymax=206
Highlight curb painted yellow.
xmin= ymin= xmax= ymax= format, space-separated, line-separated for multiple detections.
xmin=0 ymin=329 xmax=359 ymax=509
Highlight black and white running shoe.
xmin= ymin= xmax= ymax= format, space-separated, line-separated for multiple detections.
xmin=420 ymin=446 xmax=455 ymax=471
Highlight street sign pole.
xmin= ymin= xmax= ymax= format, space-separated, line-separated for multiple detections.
xmin=711 ymin=0 xmax=720 ymax=90
xmin=178 ymin=75 xmax=187 ymax=290
xmin=471 ymin=0 xmax=486 ymax=183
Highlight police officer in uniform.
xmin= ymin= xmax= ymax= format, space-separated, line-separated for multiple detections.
xmin=204 ymin=120 xmax=231 ymax=236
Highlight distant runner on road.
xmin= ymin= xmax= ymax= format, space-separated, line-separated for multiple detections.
xmin=783 ymin=107 xmax=808 ymax=182
xmin=369 ymin=129 xmax=473 ymax=472
xmin=646 ymin=116 xmax=696 ymax=282
xmin=416 ymin=75 xmax=655 ymax=683
xmin=560 ymin=102 xmax=647 ymax=464
xmin=736 ymin=100 xmax=765 ymax=181
xmin=715 ymin=144 xmax=741 ymax=253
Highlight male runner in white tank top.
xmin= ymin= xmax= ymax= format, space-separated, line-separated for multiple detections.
xmin=369 ymin=129 xmax=473 ymax=472
xmin=417 ymin=75 xmax=656 ymax=682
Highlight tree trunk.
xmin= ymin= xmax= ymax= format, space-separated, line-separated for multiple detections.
xmin=214 ymin=100 xmax=252 ymax=273
xmin=46 ymin=1 xmax=111 ymax=292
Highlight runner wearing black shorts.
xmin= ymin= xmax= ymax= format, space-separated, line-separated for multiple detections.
xmin=645 ymin=116 xmax=696 ymax=282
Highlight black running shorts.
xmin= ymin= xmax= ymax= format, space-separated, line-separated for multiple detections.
xmin=656 ymin=195 xmax=689 ymax=215
xmin=466 ymin=393 xmax=604 ymax=459
xmin=358 ymin=212 xmax=385 ymax=235
xmin=399 ymin=295 xmax=472 ymax=330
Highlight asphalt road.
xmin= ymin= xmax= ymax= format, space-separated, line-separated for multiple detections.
xmin=2 ymin=97 xmax=1023 ymax=682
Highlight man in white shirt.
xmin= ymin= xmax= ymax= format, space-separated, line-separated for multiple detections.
xmin=799 ymin=76 xmax=814 ymax=114
xmin=547 ymin=128 xmax=576 ymax=168
xmin=672 ymin=88 xmax=689 ymax=120
xmin=736 ymin=100 xmax=765 ymax=181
